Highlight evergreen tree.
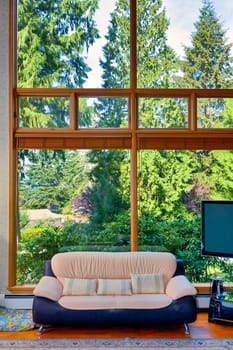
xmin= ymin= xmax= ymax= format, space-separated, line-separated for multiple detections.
xmin=88 ymin=0 xmax=181 ymax=225
xmin=181 ymin=0 xmax=233 ymax=89
xmin=181 ymin=0 xmax=233 ymax=128
xmin=18 ymin=0 xmax=99 ymax=88
xmin=17 ymin=0 xmax=97 ymax=211
xmin=87 ymin=0 xmax=130 ymax=226
xmin=181 ymin=0 xmax=233 ymax=208
xmin=20 ymin=150 xmax=68 ymax=211
xmin=222 ymin=99 xmax=233 ymax=127
xmin=137 ymin=0 xmax=177 ymax=88
xmin=88 ymin=150 xmax=129 ymax=227
xmin=18 ymin=0 xmax=99 ymax=128
xmin=20 ymin=150 xmax=89 ymax=213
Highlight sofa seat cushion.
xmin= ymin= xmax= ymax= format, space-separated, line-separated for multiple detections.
xmin=58 ymin=294 xmax=172 ymax=310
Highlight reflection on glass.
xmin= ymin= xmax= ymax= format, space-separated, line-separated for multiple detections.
xmin=18 ymin=97 xmax=70 ymax=128
xmin=78 ymin=97 xmax=129 ymax=128
xmin=197 ymin=98 xmax=233 ymax=128
xmin=17 ymin=149 xmax=130 ymax=284
xmin=138 ymin=97 xmax=188 ymax=128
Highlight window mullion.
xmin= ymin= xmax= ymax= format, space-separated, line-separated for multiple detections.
xmin=70 ymin=92 xmax=77 ymax=130
xmin=130 ymin=0 xmax=138 ymax=251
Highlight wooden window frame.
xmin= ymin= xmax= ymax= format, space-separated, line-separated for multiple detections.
xmin=8 ymin=0 xmax=233 ymax=293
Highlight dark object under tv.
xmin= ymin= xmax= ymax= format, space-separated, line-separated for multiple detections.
xmin=201 ymin=200 xmax=233 ymax=258
xmin=201 ymin=200 xmax=233 ymax=323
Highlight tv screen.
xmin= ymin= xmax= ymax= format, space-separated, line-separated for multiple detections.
xmin=201 ymin=200 xmax=233 ymax=258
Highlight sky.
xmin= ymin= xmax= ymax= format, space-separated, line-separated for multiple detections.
xmin=84 ymin=0 xmax=233 ymax=87
xmin=84 ymin=0 xmax=115 ymax=87
xmin=163 ymin=0 xmax=233 ymax=57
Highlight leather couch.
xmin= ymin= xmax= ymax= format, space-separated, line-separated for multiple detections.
xmin=32 ymin=251 xmax=197 ymax=334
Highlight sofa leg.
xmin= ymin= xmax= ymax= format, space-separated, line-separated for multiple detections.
xmin=184 ymin=323 xmax=190 ymax=334
xmin=37 ymin=324 xmax=44 ymax=335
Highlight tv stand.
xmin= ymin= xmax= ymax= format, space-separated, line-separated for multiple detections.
xmin=208 ymin=277 xmax=233 ymax=323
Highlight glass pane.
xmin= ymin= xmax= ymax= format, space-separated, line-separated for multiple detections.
xmin=78 ymin=97 xmax=129 ymax=128
xmin=197 ymin=97 xmax=233 ymax=129
xmin=85 ymin=0 xmax=130 ymax=88
xmin=138 ymin=149 xmax=233 ymax=283
xmin=137 ymin=0 xmax=233 ymax=88
xmin=138 ymin=97 xmax=188 ymax=128
xmin=17 ymin=149 xmax=130 ymax=284
xmin=18 ymin=97 xmax=70 ymax=128
xmin=17 ymin=0 xmax=130 ymax=88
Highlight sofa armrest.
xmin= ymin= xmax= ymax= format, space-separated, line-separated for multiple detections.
xmin=165 ymin=275 xmax=197 ymax=300
xmin=33 ymin=276 xmax=63 ymax=301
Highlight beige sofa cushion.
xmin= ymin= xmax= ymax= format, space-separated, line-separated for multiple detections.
xmin=166 ymin=275 xmax=197 ymax=299
xmin=63 ymin=278 xmax=97 ymax=296
xmin=51 ymin=252 xmax=177 ymax=287
xmin=131 ymin=273 xmax=164 ymax=294
xmin=97 ymin=279 xmax=132 ymax=295
xmin=33 ymin=276 xmax=63 ymax=301
xmin=58 ymin=294 xmax=172 ymax=310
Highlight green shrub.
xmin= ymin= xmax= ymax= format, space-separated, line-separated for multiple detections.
xmin=17 ymin=226 xmax=63 ymax=284
xmin=16 ymin=215 xmax=233 ymax=284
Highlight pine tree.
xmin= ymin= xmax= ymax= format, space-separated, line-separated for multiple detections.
xmin=182 ymin=0 xmax=233 ymax=89
xmin=181 ymin=0 xmax=233 ymax=128
xmin=20 ymin=150 xmax=89 ymax=212
xmin=137 ymin=0 xmax=177 ymax=88
xmin=88 ymin=0 xmax=182 ymax=225
xmin=18 ymin=0 xmax=99 ymax=88
xmin=18 ymin=0 xmax=99 ymax=129
xmin=181 ymin=0 xmax=233 ymax=208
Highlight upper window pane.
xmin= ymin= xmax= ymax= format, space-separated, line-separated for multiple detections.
xmin=17 ymin=0 xmax=130 ymax=88
xmin=19 ymin=97 xmax=70 ymax=128
xmin=137 ymin=0 xmax=233 ymax=88
xmin=138 ymin=97 xmax=188 ymax=128
xmin=78 ymin=97 xmax=129 ymax=128
xmin=197 ymin=97 xmax=233 ymax=129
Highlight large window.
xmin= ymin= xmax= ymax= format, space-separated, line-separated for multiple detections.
xmin=9 ymin=0 xmax=233 ymax=291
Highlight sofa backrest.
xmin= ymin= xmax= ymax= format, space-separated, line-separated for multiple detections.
xmin=51 ymin=252 xmax=177 ymax=286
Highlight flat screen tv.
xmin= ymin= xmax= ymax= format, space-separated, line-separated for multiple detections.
xmin=201 ymin=200 xmax=233 ymax=258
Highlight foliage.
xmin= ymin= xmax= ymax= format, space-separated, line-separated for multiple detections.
xmin=18 ymin=0 xmax=99 ymax=88
xmin=19 ymin=210 xmax=30 ymax=230
xmin=18 ymin=214 xmax=233 ymax=284
xmin=181 ymin=0 xmax=233 ymax=89
xmin=88 ymin=150 xmax=130 ymax=227
xmin=181 ymin=0 xmax=233 ymax=128
xmin=20 ymin=150 xmax=89 ymax=212
xmin=137 ymin=0 xmax=178 ymax=88
xmin=17 ymin=226 xmax=63 ymax=284
xmin=100 ymin=0 xmax=130 ymax=89
xmin=137 ymin=151 xmax=198 ymax=219
xmin=16 ymin=0 xmax=233 ymax=286
xmin=222 ymin=99 xmax=233 ymax=128
xmin=207 ymin=151 xmax=233 ymax=200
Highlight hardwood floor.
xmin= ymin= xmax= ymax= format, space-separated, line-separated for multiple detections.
xmin=0 ymin=311 xmax=232 ymax=339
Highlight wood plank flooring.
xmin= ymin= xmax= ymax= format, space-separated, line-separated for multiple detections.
xmin=0 ymin=311 xmax=233 ymax=339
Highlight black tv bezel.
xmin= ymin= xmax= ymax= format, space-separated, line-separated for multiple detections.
xmin=201 ymin=200 xmax=233 ymax=258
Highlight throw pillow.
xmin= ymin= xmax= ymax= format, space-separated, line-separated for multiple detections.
xmin=97 ymin=279 xmax=132 ymax=295
xmin=131 ymin=273 xmax=164 ymax=294
xmin=63 ymin=278 xmax=97 ymax=295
